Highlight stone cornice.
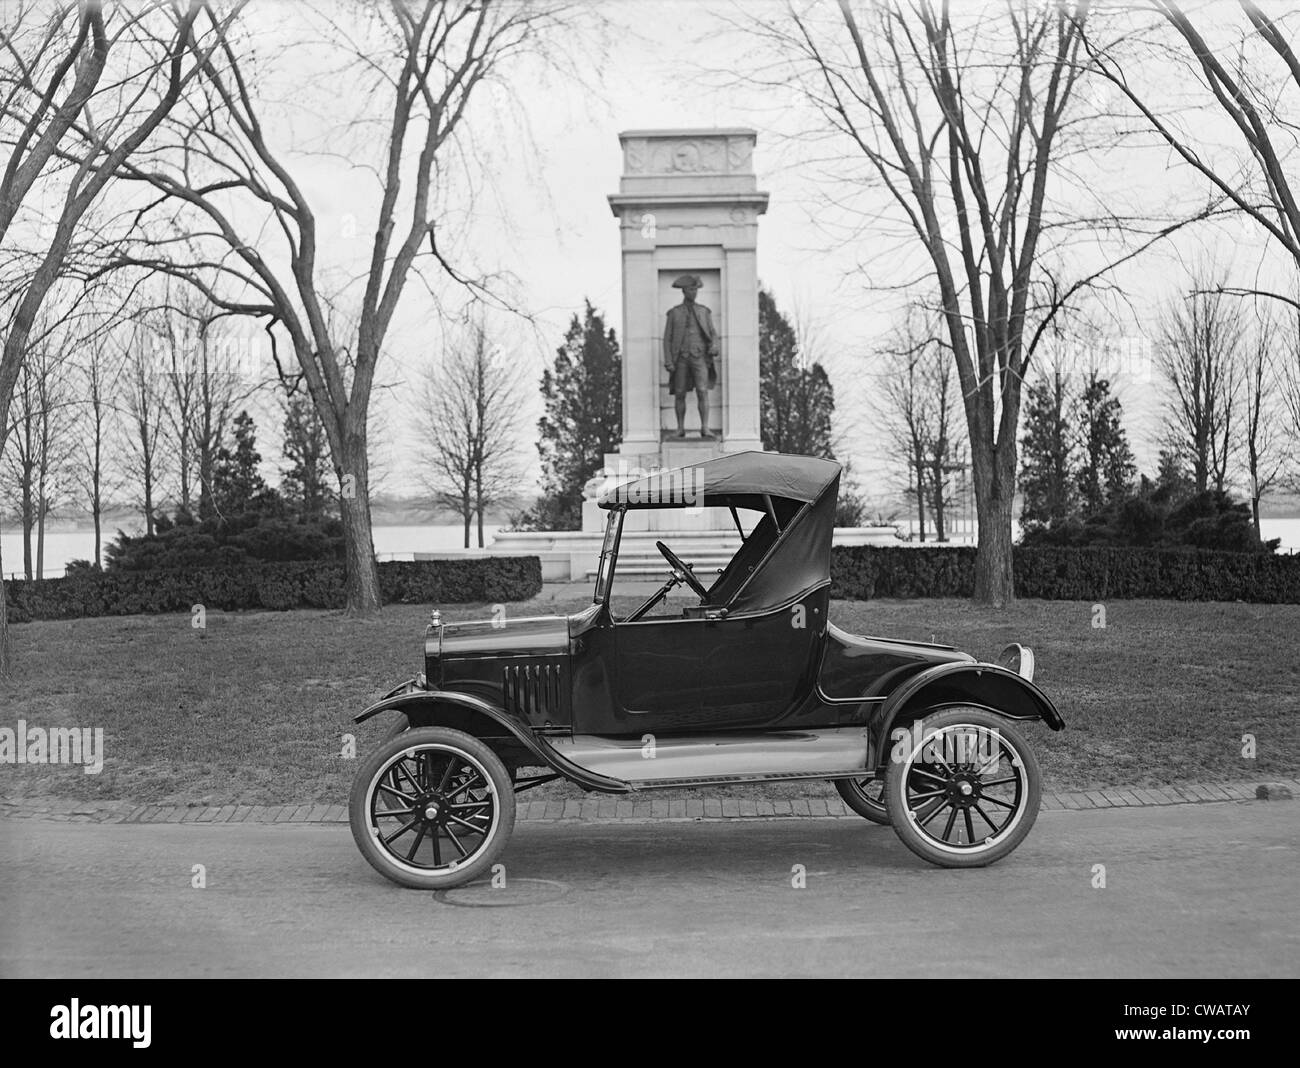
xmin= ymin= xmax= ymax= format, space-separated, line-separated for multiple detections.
xmin=617 ymin=127 xmax=757 ymax=139
xmin=607 ymin=192 xmax=770 ymax=216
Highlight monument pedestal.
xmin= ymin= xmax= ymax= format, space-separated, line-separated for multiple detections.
xmin=586 ymin=128 xmax=770 ymax=534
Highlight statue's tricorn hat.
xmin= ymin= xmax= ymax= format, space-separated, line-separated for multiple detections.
xmin=671 ymin=273 xmax=703 ymax=289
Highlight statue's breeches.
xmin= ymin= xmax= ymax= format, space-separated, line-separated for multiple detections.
xmin=671 ymin=352 xmax=711 ymax=396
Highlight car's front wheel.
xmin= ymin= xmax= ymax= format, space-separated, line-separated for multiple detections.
xmin=349 ymin=726 xmax=515 ymax=890
xmin=835 ymin=776 xmax=890 ymax=824
xmin=885 ymin=706 xmax=1041 ymax=868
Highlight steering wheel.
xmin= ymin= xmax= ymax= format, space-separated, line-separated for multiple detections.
xmin=656 ymin=540 xmax=710 ymax=600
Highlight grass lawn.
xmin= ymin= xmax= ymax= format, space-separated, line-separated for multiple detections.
xmin=1 ymin=593 xmax=1296 ymax=805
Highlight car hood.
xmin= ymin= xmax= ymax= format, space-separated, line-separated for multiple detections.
xmin=440 ymin=614 xmax=570 ymax=657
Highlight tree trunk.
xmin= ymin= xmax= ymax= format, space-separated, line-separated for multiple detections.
xmin=475 ymin=479 xmax=485 ymax=549
xmin=199 ymin=443 xmax=215 ymax=519
xmin=93 ymin=429 xmax=103 ymax=568
xmin=21 ymin=479 xmax=33 ymax=581
xmin=338 ymin=436 xmax=381 ymax=615
xmin=0 ymin=514 xmax=10 ymax=679
xmin=972 ymin=442 xmax=1016 ymax=607
xmin=914 ymin=452 xmax=926 ymax=542
xmin=36 ymin=496 xmax=45 ymax=580
xmin=179 ymin=433 xmax=191 ymax=512
xmin=143 ymin=468 xmax=155 ymax=536
xmin=1250 ymin=448 xmax=1261 ymax=540
xmin=932 ymin=459 xmax=947 ymax=542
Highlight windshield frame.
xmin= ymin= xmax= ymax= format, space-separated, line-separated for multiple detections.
xmin=592 ymin=506 xmax=625 ymax=605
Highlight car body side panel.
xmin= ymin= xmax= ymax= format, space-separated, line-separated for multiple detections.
xmin=818 ymin=621 xmax=974 ymax=702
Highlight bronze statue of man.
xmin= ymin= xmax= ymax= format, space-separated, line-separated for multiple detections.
xmin=662 ymin=273 xmax=719 ymax=440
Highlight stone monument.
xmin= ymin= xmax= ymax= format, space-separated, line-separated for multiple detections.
xmin=486 ymin=126 xmax=896 ymax=579
xmin=584 ymin=128 xmax=770 ymax=533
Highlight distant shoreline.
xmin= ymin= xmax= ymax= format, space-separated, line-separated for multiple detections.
xmin=10 ymin=504 xmax=1300 ymax=536
xmin=1 ymin=505 xmax=524 ymax=536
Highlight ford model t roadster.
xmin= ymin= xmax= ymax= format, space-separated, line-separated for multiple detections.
xmin=349 ymin=453 xmax=1063 ymax=889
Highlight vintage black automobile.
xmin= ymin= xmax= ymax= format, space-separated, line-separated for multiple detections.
xmin=349 ymin=452 xmax=1063 ymax=889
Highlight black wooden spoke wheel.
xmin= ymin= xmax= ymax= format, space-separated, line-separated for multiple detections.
xmin=350 ymin=726 xmax=515 ymax=890
xmin=835 ymin=775 xmax=890 ymax=824
xmin=886 ymin=707 xmax=1041 ymax=868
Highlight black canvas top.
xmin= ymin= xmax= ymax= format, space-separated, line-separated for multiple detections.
xmin=598 ymin=451 xmax=842 ymax=510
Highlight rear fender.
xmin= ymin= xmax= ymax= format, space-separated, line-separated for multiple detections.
xmin=869 ymin=662 xmax=1064 ymax=770
xmin=354 ymin=684 xmax=629 ymax=794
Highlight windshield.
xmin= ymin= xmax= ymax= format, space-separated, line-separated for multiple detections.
xmin=593 ymin=508 xmax=623 ymax=603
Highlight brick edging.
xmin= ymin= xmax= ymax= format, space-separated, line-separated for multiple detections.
xmin=1 ymin=778 xmax=1294 ymax=825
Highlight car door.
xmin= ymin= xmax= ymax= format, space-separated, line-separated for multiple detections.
xmin=607 ymin=587 xmax=826 ymax=735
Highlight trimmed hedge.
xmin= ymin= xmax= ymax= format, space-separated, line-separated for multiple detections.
xmin=9 ymin=545 xmax=1296 ymax=621
xmin=830 ymin=545 xmax=1300 ymax=604
xmin=2 ymin=556 xmax=543 ymax=623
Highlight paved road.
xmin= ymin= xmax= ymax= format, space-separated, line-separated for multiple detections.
xmin=1 ymin=802 xmax=1296 ymax=977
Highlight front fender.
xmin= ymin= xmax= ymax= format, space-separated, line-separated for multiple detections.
xmin=358 ymin=677 xmax=426 ymax=713
xmin=869 ymin=661 xmax=1065 ymax=765
xmin=354 ymin=683 xmax=629 ymax=794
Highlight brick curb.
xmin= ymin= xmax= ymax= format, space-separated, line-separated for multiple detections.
xmin=1 ymin=777 xmax=1294 ymax=825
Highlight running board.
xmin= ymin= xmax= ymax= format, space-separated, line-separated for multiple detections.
xmin=548 ymin=728 xmax=871 ymax=788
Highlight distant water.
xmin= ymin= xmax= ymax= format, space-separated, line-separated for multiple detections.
xmin=0 ymin=523 xmax=502 ymax=580
xmin=3 ymin=518 xmax=1296 ymax=580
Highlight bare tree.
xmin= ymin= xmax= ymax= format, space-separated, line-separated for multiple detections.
xmin=922 ymin=342 xmax=961 ymax=541
xmin=745 ymin=0 xmax=1188 ymax=604
xmin=875 ymin=353 xmax=928 ymax=540
xmin=1241 ymin=307 xmax=1285 ymax=538
xmin=112 ymin=0 xmax=564 ymax=611
xmin=0 ymin=514 xmax=8 ymax=674
xmin=1084 ymin=2 xmax=1300 ymax=307
xmin=193 ymin=323 xmax=248 ymax=520
xmin=416 ymin=319 xmax=524 ymax=549
xmin=2 ymin=359 xmax=39 ymax=579
xmin=71 ymin=329 xmax=122 ymax=568
xmin=1157 ymin=275 xmax=1242 ymax=495
xmin=1279 ymin=301 xmax=1300 ymax=497
xmin=116 ymin=316 xmax=167 ymax=536
xmin=32 ymin=335 xmax=75 ymax=579
xmin=873 ymin=305 xmax=960 ymax=541
xmin=144 ymin=286 xmax=247 ymax=518
xmin=0 ymin=0 xmax=240 ymax=454
xmin=0 ymin=0 xmax=239 ymax=674
xmin=2 ymin=330 xmax=75 ymax=579
xmin=152 ymin=296 xmax=200 ymax=512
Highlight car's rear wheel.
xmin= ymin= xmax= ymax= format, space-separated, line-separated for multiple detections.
xmin=835 ymin=776 xmax=890 ymax=824
xmin=886 ymin=706 xmax=1041 ymax=868
xmin=349 ymin=726 xmax=515 ymax=890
